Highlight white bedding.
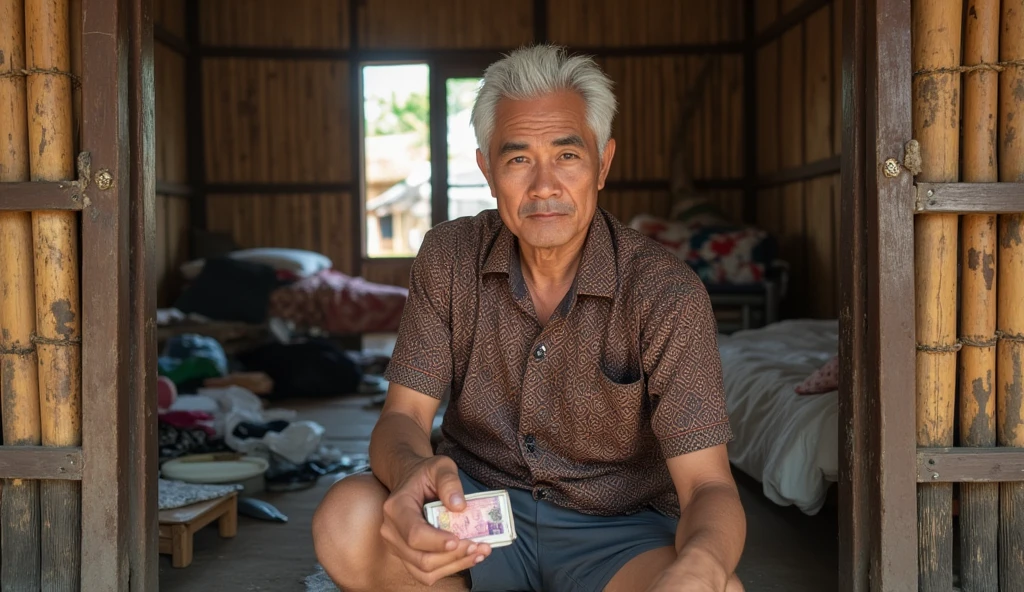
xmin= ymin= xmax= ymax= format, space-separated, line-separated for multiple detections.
xmin=717 ymin=319 xmax=839 ymax=515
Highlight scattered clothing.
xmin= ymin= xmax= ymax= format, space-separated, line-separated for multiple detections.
xmin=236 ymin=338 xmax=362 ymax=398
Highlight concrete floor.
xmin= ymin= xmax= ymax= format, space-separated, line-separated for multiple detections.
xmin=158 ymin=395 xmax=838 ymax=591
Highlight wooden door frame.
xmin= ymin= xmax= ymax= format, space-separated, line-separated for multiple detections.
xmin=840 ymin=0 xmax=918 ymax=590
xmin=0 ymin=0 xmax=157 ymax=588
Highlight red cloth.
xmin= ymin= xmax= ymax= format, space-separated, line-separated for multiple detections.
xmin=159 ymin=410 xmax=216 ymax=436
xmin=268 ymin=270 xmax=408 ymax=334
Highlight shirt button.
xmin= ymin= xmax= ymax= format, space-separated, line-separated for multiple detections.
xmin=535 ymin=488 xmax=547 ymax=500
xmin=524 ymin=434 xmax=536 ymax=453
xmin=533 ymin=344 xmax=547 ymax=361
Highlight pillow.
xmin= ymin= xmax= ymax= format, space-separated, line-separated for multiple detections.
xmin=794 ymin=355 xmax=839 ymax=395
xmin=180 ymin=248 xmax=332 ymax=281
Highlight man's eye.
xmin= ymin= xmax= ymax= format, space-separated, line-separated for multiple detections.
xmin=510 ymin=156 xmax=526 ymax=164
xmin=560 ymin=153 xmax=579 ymax=160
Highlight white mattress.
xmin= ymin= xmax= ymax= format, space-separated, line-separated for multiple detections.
xmin=717 ymin=319 xmax=839 ymax=515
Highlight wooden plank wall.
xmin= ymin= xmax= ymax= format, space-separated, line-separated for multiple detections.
xmin=187 ymin=0 xmax=745 ymax=292
xmin=155 ymin=0 xmax=190 ymax=307
xmin=756 ymin=0 xmax=843 ymax=318
xmin=154 ymin=0 xmax=840 ymax=318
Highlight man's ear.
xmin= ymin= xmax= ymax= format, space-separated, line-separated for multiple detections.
xmin=476 ymin=149 xmax=497 ymax=197
xmin=596 ymin=138 xmax=616 ymax=191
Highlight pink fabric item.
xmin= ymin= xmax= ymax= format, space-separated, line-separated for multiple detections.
xmin=269 ymin=270 xmax=408 ymax=334
xmin=794 ymin=355 xmax=839 ymax=395
xmin=158 ymin=410 xmax=216 ymax=436
xmin=157 ymin=375 xmax=177 ymax=410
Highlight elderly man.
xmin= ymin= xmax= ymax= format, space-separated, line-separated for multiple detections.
xmin=313 ymin=44 xmax=746 ymax=592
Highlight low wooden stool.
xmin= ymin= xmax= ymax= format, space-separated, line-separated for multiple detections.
xmin=159 ymin=492 xmax=238 ymax=568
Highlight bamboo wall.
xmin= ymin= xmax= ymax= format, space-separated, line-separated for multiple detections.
xmin=756 ymin=0 xmax=843 ymax=319
xmin=908 ymin=0 xmax=1024 ymax=588
xmin=155 ymin=0 xmax=189 ymax=307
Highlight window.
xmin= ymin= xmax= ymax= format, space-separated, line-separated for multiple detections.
xmin=362 ymin=65 xmax=494 ymax=258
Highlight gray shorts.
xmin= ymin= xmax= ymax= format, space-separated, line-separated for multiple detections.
xmin=459 ymin=469 xmax=678 ymax=592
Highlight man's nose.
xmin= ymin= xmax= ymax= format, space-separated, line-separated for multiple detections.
xmin=528 ymin=162 xmax=560 ymax=199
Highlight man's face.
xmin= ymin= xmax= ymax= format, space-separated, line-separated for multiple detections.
xmin=476 ymin=90 xmax=615 ymax=250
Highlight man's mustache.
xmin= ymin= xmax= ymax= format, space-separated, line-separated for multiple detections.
xmin=518 ymin=200 xmax=575 ymax=216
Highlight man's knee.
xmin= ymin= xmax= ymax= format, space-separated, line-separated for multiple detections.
xmin=312 ymin=472 xmax=390 ymax=590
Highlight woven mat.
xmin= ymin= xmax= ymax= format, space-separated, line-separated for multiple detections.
xmin=158 ymin=478 xmax=243 ymax=511
xmin=303 ymin=565 xmax=340 ymax=592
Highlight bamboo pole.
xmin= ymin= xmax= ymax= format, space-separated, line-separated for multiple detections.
xmin=25 ymin=0 xmax=82 ymax=589
xmin=912 ymin=1 xmax=961 ymax=589
xmin=0 ymin=1 xmax=44 ymax=589
xmin=998 ymin=2 xmax=1024 ymax=588
xmin=958 ymin=0 xmax=1000 ymax=589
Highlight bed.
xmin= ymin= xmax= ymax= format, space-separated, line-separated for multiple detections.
xmin=717 ymin=319 xmax=839 ymax=515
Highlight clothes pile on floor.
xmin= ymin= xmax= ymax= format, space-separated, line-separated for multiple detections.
xmin=157 ymin=333 xmax=375 ymax=494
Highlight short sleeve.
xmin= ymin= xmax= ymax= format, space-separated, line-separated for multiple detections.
xmin=643 ymin=283 xmax=733 ymax=458
xmin=382 ymin=226 xmax=455 ymax=399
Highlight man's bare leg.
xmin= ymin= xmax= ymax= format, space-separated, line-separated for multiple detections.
xmin=604 ymin=546 xmax=745 ymax=592
xmin=312 ymin=473 xmax=471 ymax=592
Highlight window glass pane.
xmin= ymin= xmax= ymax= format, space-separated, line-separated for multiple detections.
xmin=446 ymin=77 xmax=494 ymax=221
xmin=363 ymin=63 xmax=430 ymax=258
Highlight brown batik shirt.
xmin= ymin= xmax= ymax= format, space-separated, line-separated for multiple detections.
xmin=383 ymin=208 xmax=733 ymax=518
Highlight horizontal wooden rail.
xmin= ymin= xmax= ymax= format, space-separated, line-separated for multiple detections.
xmin=0 ymin=182 xmax=87 ymax=210
xmin=156 ymin=181 xmax=195 ymax=197
xmin=756 ymin=155 xmax=841 ymax=189
xmin=914 ymin=182 xmax=1024 ymax=214
xmin=0 ymin=446 xmax=84 ymax=480
xmin=200 ymin=42 xmax=746 ymax=62
xmin=917 ymin=447 xmax=1024 ymax=483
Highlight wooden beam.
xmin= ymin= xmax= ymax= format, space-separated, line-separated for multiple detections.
xmin=0 ymin=181 xmax=87 ymax=210
xmin=914 ymin=182 xmax=1024 ymax=214
xmin=81 ymin=0 xmax=132 ymax=585
xmin=185 ymin=0 xmax=206 ymax=235
xmin=533 ymin=0 xmax=548 ymax=44
xmin=918 ymin=448 xmax=1024 ymax=483
xmin=0 ymin=447 xmax=83 ymax=480
xmin=198 ymin=43 xmax=746 ymax=62
xmin=204 ymin=182 xmax=353 ymax=195
xmin=155 ymin=181 xmax=193 ymax=197
xmin=129 ymin=0 xmax=159 ymax=585
xmin=154 ymin=22 xmax=189 ymax=56
xmin=348 ymin=0 xmax=363 ymax=277
xmin=865 ymin=0 xmax=918 ymax=589
xmin=742 ymin=0 xmax=758 ymax=225
xmin=756 ymin=155 xmax=841 ymax=189
xmin=755 ymin=0 xmax=833 ymax=48
xmin=838 ymin=0 xmax=870 ymax=588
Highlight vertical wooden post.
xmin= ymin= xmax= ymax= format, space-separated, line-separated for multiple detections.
xmin=998 ymin=2 xmax=1024 ymax=589
xmin=958 ymin=0 xmax=1000 ymax=589
xmin=0 ymin=1 xmax=43 ymax=589
xmin=24 ymin=0 xmax=83 ymax=589
xmin=911 ymin=0 xmax=961 ymax=589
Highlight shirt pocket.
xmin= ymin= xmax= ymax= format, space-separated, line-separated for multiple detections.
xmin=563 ymin=367 xmax=648 ymax=463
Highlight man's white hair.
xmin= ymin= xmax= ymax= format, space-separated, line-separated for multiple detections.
xmin=471 ymin=44 xmax=617 ymax=165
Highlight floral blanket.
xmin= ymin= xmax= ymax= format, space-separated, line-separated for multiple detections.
xmin=629 ymin=200 xmax=778 ymax=285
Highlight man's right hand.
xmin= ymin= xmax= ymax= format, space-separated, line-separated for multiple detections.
xmin=380 ymin=454 xmax=492 ymax=585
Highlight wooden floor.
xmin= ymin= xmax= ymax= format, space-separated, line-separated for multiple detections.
xmin=158 ymin=395 xmax=838 ymax=591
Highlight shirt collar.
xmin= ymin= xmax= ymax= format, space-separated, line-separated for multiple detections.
xmin=481 ymin=209 xmax=617 ymax=300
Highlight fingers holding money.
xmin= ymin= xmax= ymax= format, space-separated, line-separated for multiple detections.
xmin=400 ymin=543 xmax=492 ymax=586
xmin=381 ymin=491 xmax=490 ymax=582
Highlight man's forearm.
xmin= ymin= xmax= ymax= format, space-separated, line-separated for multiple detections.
xmin=671 ymin=482 xmax=746 ymax=585
xmin=369 ymin=410 xmax=436 ymax=491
